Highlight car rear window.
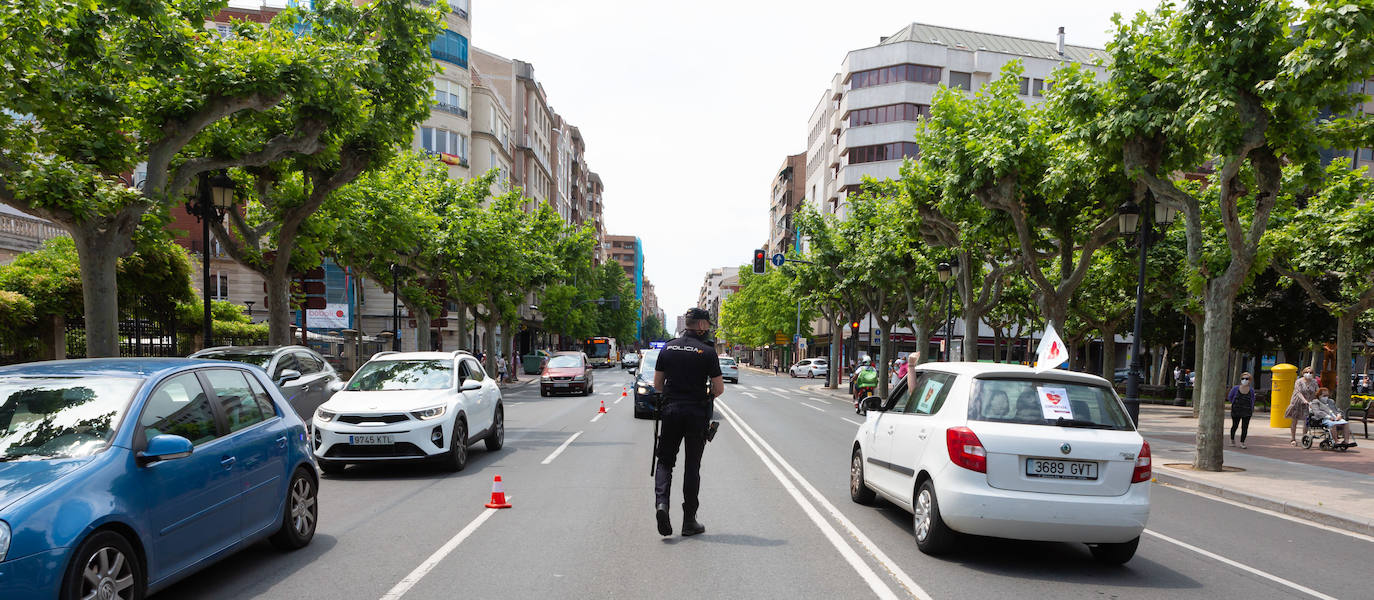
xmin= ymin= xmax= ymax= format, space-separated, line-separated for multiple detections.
xmin=967 ymin=378 xmax=1134 ymax=431
xmin=719 ymin=358 xmax=736 ymax=366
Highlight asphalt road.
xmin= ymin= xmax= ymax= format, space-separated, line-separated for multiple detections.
xmin=161 ymin=367 xmax=1373 ymax=599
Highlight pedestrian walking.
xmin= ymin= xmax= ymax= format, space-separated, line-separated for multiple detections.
xmin=509 ymin=351 xmax=520 ymax=382
xmin=1286 ymin=365 xmax=1319 ymax=446
xmin=1173 ymin=365 xmax=1183 ymax=386
xmin=652 ymin=308 xmax=724 ymax=537
xmin=773 ymin=358 xmax=780 ymax=375
xmin=1228 ymin=371 xmax=1256 ymax=449
xmin=496 ymin=354 xmax=508 ymax=383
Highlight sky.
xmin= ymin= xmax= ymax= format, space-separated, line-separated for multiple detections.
xmin=474 ymin=0 xmax=1162 ymax=324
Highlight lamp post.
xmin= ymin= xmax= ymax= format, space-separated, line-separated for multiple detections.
xmin=1176 ymin=314 xmax=1189 ymax=405
xmin=187 ymin=171 xmax=235 ymax=350
xmin=936 ymin=257 xmax=960 ymax=361
xmin=243 ymin=300 xmax=255 ymax=322
xmin=390 ymin=263 xmax=401 ymax=351
xmin=1119 ymin=194 xmax=1179 ymax=425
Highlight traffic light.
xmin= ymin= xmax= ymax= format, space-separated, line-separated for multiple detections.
xmin=752 ymin=249 xmax=767 ymax=274
xmin=850 ymin=321 xmax=860 ymax=332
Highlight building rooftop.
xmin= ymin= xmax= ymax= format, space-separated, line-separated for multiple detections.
xmin=880 ymin=22 xmax=1107 ymax=65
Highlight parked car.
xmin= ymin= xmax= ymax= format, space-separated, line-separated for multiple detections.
xmin=719 ymin=356 xmax=739 ymax=383
xmin=1113 ymin=368 xmax=1131 ymax=384
xmin=622 ymin=352 xmax=640 ymax=370
xmin=789 ymin=358 xmax=829 ymax=379
xmin=850 ymin=363 xmax=1150 ymax=564
xmin=541 ymin=352 xmax=595 ymax=396
xmin=633 ymin=350 xmax=661 ymax=418
xmin=190 ymin=345 xmax=344 ymax=424
xmin=0 ymin=358 xmax=319 ymax=599
xmin=311 ymin=351 xmax=504 ymax=474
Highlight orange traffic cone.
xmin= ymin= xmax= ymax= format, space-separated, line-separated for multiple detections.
xmin=598 ymin=399 xmax=607 ymax=414
xmin=485 ymin=475 xmax=512 ymax=509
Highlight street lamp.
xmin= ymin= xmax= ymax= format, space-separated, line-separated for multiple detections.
xmin=390 ymin=263 xmax=401 ymax=351
xmin=243 ymin=300 xmax=255 ymax=322
xmin=187 ymin=170 xmax=235 ymax=349
xmin=936 ymin=258 xmax=960 ymax=361
xmin=1119 ymin=193 xmax=1178 ymax=425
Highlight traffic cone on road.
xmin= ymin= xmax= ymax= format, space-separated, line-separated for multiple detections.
xmin=485 ymin=475 xmax=512 ymax=509
xmin=598 ymin=399 xmax=607 ymax=414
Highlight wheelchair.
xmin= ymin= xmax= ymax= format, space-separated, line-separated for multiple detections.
xmin=1301 ymin=414 xmax=1356 ymax=451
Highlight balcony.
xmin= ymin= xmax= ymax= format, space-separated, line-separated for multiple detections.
xmin=434 ymin=101 xmax=468 ymax=119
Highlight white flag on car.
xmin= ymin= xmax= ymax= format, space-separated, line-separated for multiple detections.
xmin=1035 ymin=323 xmax=1068 ymax=372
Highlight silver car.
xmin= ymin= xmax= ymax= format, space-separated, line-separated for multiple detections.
xmin=191 ymin=345 xmax=344 ymax=422
xmin=719 ymin=356 xmax=739 ymax=383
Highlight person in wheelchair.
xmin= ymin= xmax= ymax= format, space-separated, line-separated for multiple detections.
xmin=1308 ymin=388 xmax=1356 ymax=448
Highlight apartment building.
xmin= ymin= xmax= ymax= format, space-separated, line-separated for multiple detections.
xmin=470 ymin=63 xmax=513 ymax=192
xmin=412 ymin=0 xmax=474 ymax=180
xmin=641 ymin=279 xmax=664 ymax=332
xmin=697 ymin=267 xmax=740 ymax=328
xmin=472 ymin=48 xmax=556 ymax=206
xmin=768 ymin=153 xmax=807 ymax=258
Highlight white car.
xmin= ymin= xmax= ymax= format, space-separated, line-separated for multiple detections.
xmin=719 ymin=356 xmax=739 ymax=383
xmin=850 ymin=363 xmax=1150 ymax=564
xmin=312 ymin=351 xmax=504 ymax=474
xmin=789 ymin=358 xmax=829 ymax=378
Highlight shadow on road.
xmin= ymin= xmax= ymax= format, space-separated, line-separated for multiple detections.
xmin=661 ymin=533 xmax=787 ymax=547
xmin=156 ymin=534 xmax=339 ymax=598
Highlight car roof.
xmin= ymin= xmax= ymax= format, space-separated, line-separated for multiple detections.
xmin=369 ymin=351 xmax=472 ymax=361
xmin=0 ymin=358 xmax=239 ymax=379
xmin=554 ymin=351 xmax=585 ymax=357
xmin=913 ymin=362 xmax=1111 ymax=385
xmin=193 ymin=345 xmax=315 ymax=356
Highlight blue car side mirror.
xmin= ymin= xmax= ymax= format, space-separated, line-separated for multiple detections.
xmin=137 ymin=434 xmax=194 ymax=465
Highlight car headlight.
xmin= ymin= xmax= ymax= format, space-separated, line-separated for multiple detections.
xmin=0 ymin=521 xmax=10 ymax=562
xmin=315 ymin=408 xmax=337 ymax=422
xmin=637 ymin=384 xmax=651 ymax=395
xmin=572 ymin=375 xmax=586 ymax=382
xmin=541 ymin=376 xmax=552 ymax=382
xmin=411 ymin=405 xmax=447 ymax=420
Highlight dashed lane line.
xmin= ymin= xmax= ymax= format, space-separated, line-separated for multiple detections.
xmin=378 ymin=495 xmax=513 ymax=600
xmin=541 ymin=431 xmax=583 ymax=465
xmin=801 ymin=403 xmax=826 ymax=413
xmin=590 ymin=412 xmax=605 ymax=423
xmin=842 ymin=418 xmax=863 ymax=427
xmin=742 ymin=392 xmax=759 ymax=399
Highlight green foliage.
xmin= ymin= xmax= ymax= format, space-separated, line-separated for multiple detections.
xmin=641 ymin=313 xmax=669 ymax=344
xmin=0 ymin=237 xmax=84 ymax=318
xmin=0 ymin=234 xmax=194 ymax=318
xmin=0 ymin=290 xmax=36 ymax=338
xmin=720 ymin=266 xmax=810 ymax=348
xmin=175 ymin=300 xmax=268 ymax=338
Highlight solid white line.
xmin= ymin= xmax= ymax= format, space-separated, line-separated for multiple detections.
xmin=590 ymin=412 xmax=605 ymax=423
xmin=801 ymin=403 xmax=826 ymax=412
xmin=715 ymin=405 xmax=901 ymax=600
xmin=809 ymin=396 xmax=833 ymax=404
xmin=1157 ymin=482 xmax=1374 ymax=543
xmin=742 ymin=392 xmax=759 ymax=399
xmin=1143 ymin=529 xmax=1337 ymax=600
xmin=378 ymin=495 xmax=512 ymax=600
xmin=843 ymin=418 xmax=863 ymax=426
xmin=751 ymin=385 xmax=768 ymax=391
xmin=719 ymin=401 xmax=930 ymax=600
xmin=541 ymin=431 xmax=583 ymax=465
xmin=614 ymin=395 xmax=623 ymax=404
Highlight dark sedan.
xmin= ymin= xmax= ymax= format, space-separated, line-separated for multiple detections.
xmin=190 ymin=345 xmax=344 ymax=422
xmin=632 ymin=350 xmax=661 ymax=418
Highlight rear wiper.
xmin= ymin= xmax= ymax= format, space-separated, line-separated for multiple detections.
xmin=1054 ymin=418 xmax=1114 ymax=429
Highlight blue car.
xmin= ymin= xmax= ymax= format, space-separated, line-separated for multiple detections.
xmin=0 ymin=359 xmax=319 ymax=599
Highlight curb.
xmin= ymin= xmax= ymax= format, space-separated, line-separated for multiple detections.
xmin=1152 ymin=466 xmax=1374 ymax=537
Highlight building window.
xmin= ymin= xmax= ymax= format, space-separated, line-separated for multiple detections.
xmin=848 ymin=64 xmax=942 ymax=90
xmin=1019 ymin=77 xmax=1031 ymax=96
xmin=430 ymin=30 xmax=469 ymax=68
xmin=949 ymin=71 xmax=972 ymax=91
xmin=419 ymin=127 xmax=468 ymax=162
xmin=209 ymin=272 xmax=229 ymax=300
xmin=848 ymin=103 xmax=930 ymax=127
xmin=434 ymin=79 xmax=467 ymax=116
xmin=847 ymin=142 xmax=919 ymax=165
xmin=1359 ymin=148 xmax=1373 ymax=162
xmin=1032 ymin=78 xmax=1045 ymax=97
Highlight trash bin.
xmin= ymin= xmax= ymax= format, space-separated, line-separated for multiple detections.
xmin=523 ymin=351 xmax=548 ymax=375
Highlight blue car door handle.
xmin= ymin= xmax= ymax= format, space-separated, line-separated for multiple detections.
xmin=275 ymin=436 xmax=287 ymax=448
xmin=220 ymin=456 xmax=236 ymax=469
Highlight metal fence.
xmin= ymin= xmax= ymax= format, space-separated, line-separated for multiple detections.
xmin=65 ymin=313 xmax=180 ymax=359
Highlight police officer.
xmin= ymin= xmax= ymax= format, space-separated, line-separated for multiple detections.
xmin=652 ymin=307 xmax=724 ymax=537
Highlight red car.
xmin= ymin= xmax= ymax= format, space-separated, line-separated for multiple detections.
xmin=541 ymin=352 xmax=595 ymax=396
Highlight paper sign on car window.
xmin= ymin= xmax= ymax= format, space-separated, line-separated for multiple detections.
xmin=916 ymin=379 xmax=944 ymax=414
xmin=1037 ymin=386 xmax=1073 ymax=420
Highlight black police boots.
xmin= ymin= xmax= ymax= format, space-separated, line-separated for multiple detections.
xmin=681 ymin=512 xmax=706 ymax=537
xmin=655 ymin=503 xmax=673 ymax=536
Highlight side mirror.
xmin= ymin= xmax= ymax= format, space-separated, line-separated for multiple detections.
xmin=460 ymin=379 xmax=482 ymax=391
xmin=860 ymin=396 xmax=884 ymax=414
xmin=276 ymin=369 xmax=302 ymax=386
xmin=137 ymin=434 xmax=193 ymax=465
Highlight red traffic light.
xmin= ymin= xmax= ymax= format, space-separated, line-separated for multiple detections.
xmin=850 ymin=321 xmax=860 ymax=330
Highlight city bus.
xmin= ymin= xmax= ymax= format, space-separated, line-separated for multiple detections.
xmin=583 ymin=337 xmax=619 ymax=368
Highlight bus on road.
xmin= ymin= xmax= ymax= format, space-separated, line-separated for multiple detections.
xmin=583 ymin=337 xmax=618 ymax=368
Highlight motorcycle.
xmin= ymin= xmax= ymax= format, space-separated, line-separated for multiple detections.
xmin=852 ymin=366 xmax=878 ymax=413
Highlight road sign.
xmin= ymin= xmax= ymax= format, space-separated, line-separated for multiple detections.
xmin=771 ymin=253 xmax=785 ymax=267
xmin=774 ymin=332 xmax=789 ymax=344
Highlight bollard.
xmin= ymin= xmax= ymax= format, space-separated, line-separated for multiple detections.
xmin=1270 ymin=363 xmax=1297 ymax=428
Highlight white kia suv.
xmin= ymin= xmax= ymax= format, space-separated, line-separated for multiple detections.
xmin=312 ymin=351 xmax=504 ymax=474
xmin=850 ymin=363 xmax=1150 ymax=563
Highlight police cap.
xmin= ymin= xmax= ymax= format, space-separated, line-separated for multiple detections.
xmin=684 ymin=307 xmax=713 ymax=324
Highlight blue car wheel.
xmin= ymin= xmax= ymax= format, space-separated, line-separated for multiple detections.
xmin=61 ymin=530 xmax=144 ymax=600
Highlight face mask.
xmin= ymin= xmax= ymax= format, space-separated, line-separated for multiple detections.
xmin=1321 ymin=395 xmax=1330 ymax=400
xmin=1304 ymin=373 xmax=1314 ymax=380
xmin=1241 ymin=379 xmax=1250 ymax=385
xmin=689 ymin=328 xmax=712 ymax=341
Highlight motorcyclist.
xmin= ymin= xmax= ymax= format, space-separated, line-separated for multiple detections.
xmin=853 ymin=358 xmax=878 ymax=403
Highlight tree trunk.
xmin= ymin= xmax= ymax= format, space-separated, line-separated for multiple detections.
xmin=1336 ymin=311 xmax=1357 ymax=411
xmin=876 ymin=319 xmax=892 ymax=398
xmin=485 ymin=317 xmax=499 ymax=374
xmin=1101 ymin=327 xmax=1117 ymax=382
xmin=1194 ymin=294 xmax=1237 ymax=472
xmin=72 ymin=227 xmax=125 ymax=357
xmin=1154 ymin=347 xmax=1169 ymax=385
xmin=914 ymin=324 xmax=931 ymax=367
xmin=265 ymin=268 xmax=294 ymax=346
xmin=1191 ymin=314 xmax=1205 ymax=417
xmin=456 ymin=300 xmax=468 ymax=351
xmin=410 ymin=304 xmax=431 ymax=352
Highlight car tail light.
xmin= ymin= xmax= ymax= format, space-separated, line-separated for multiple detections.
xmin=1131 ymin=440 xmax=1152 ymax=483
xmin=946 ymin=427 xmax=987 ymax=473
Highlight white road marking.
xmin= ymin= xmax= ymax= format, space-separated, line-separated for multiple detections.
xmin=1143 ymin=529 xmax=1337 ymax=600
xmin=541 ymin=431 xmax=583 ymax=465
xmin=719 ymin=401 xmax=930 ymax=600
xmin=716 ymin=406 xmax=904 ymax=600
xmin=1158 ymin=482 xmax=1374 ymax=543
xmin=808 ymin=396 xmax=832 ymax=404
xmin=771 ymin=387 xmax=788 ymax=393
xmin=751 ymin=385 xmax=768 ymax=391
xmin=843 ymin=418 xmax=863 ymax=426
xmin=614 ymin=395 xmax=623 ymax=404
xmin=590 ymin=412 xmax=605 ymax=423
xmin=378 ymin=495 xmax=513 ymax=600
xmin=742 ymin=392 xmax=758 ymax=399
xmin=801 ymin=403 xmax=826 ymax=412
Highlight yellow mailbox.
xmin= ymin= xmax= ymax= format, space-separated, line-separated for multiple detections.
xmin=1270 ymin=363 xmax=1297 ymax=428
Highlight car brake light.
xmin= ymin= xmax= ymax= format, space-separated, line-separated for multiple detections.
xmin=1131 ymin=440 xmax=1152 ymax=483
xmin=946 ymin=427 xmax=987 ymax=473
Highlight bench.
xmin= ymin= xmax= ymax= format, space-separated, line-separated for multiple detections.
xmin=1349 ymin=395 xmax=1372 ymax=439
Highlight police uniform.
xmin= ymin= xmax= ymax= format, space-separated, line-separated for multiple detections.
xmin=653 ymin=329 xmax=721 ymax=536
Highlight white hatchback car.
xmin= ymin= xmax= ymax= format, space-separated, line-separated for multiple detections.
xmin=850 ymin=363 xmax=1150 ymax=563
xmin=789 ymin=358 xmax=828 ymax=378
xmin=312 ymin=351 xmax=504 ymax=474
xmin=719 ymin=356 xmax=739 ymax=383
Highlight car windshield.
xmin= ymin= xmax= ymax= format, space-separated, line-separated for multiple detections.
xmin=0 ymin=376 xmax=143 ymax=460
xmin=548 ymin=356 xmax=582 ymax=368
xmin=968 ymin=378 xmax=1134 ymax=431
xmin=625 ymin=353 xmax=638 ymax=360
xmin=346 ymin=360 xmax=452 ymax=391
xmin=195 ymin=352 xmax=273 ymax=368
xmin=638 ymin=352 xmax=659 ymax=380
